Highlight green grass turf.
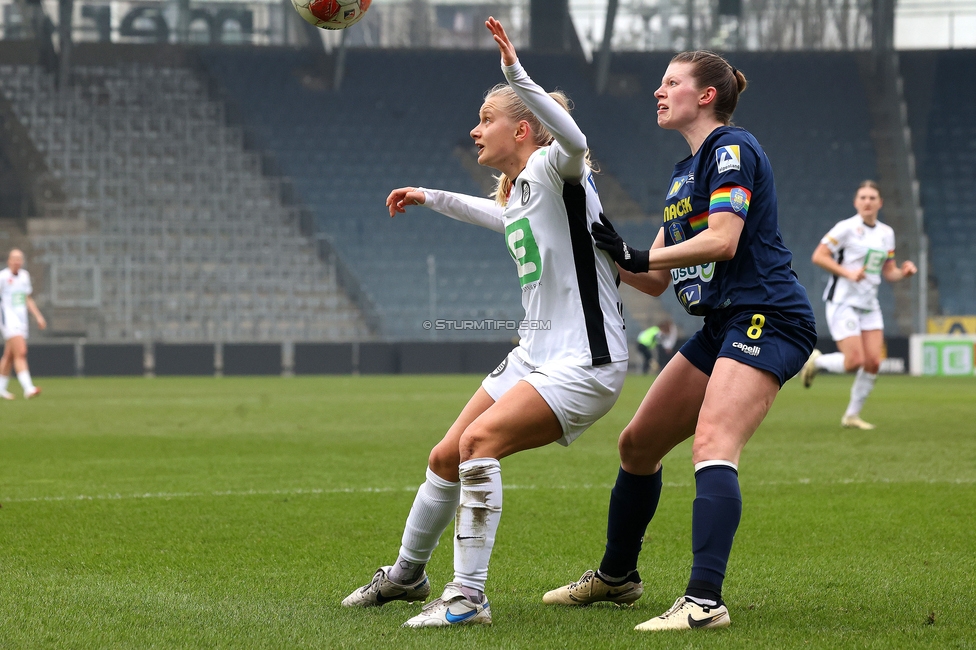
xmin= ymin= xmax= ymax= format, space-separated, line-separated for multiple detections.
xmin=0 ymin=374 xmax=974 ymax=649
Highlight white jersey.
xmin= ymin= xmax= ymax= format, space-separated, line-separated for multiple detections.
xmin=0 ymin=267 xmax=32 ymax=332
xmin=821 ymin=215 xmax=895 ymax=310
xmin=420 ymin=61 xmax=627 ymax=368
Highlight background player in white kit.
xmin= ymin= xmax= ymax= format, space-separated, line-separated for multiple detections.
xmin=341 ymin=17 xmax=628 ymax=628
xmin=801 ymin=181 xmax=916 ymax=429
xmin=0 ymin=248 xmax=47 ymax=399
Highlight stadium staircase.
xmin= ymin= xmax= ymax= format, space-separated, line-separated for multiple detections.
xmin=902 ymin=50 xmax=976 ymax=316
xmin=0 ymin=47 xmax=372 ymax=342
xmin=858 ymin=53 xmax=929 ymax=334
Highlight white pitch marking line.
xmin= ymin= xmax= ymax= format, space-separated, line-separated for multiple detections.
xmin=2 ymin=477 xmax=974 ymax=504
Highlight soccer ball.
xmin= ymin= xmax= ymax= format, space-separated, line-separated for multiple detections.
xmin=292 ymin=0 xmax=371 ymax=29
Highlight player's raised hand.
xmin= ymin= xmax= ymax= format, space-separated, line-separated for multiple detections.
xmin=386 ymin=187 xmax=426 ymax=218
xmin=900 ymin=260 xmax=918 ymax=277
xmin=486 ymin=17 xmax=517 ymax=67
xmin=848 ymin=267 xmax=867 ymax=282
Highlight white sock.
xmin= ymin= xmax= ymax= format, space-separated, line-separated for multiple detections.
xmin=393 ymin=467 xmax=460 ymax=581
xmin=17 ymin=370 xmax=34 ymax=392
xmin=845 ymin=369 xmax=877 ymax=417
xmin=0 ymin=375 xmax=8 ymax=392
xmin=454 ymin=458 xmax=502 ymax=594
xmin=815 ymin=352 xmax=847 ymax=374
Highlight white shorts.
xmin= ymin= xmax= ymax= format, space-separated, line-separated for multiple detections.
xmin=481 ymin=348 xmax=627 ymax=447
xmin=1 ymin=311 xmax=27 ymax=341
xmin=825 ymin=301 xmax=883 ymax=341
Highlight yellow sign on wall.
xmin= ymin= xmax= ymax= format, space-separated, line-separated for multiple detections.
xmin=927 ymin=316 xmax=976 ymax=334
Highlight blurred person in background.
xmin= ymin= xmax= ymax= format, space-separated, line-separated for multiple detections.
xmin=636 ymin=319 xmax=677 ymax=374
xmin=801 ymin=181 xmax=917 ymax=429
xmin=0 ymin=249 xmax=46 ymax=399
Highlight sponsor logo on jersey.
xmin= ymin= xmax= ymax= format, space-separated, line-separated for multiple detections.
xmin=671 ymin=262 xmax=715 ymax=284
xmin=505 ymin=217 xmax=543 ymax=287
xmin=666 ymin=175 xmax=689 ymax=199
xmin=490 ymin=357 xmax=508 ymax=377
xmin=730 ymin=187 xmax=748 ymax=213
xmin=520 ymin=180 xmax=531 ymax=205
xmin=669 ymin=221 xmax=685 ymax=243
xmin=663 ymin=196 xmax=693 ymax=222
xmin=863 ymin=248 xmax=887 ymax=275
xmin=678 ymin=284 xmax=701 ymax=309
xmin=716 ymin=145 xmax=740 ymax=173
xmin=732 ymin=341 xmax=761 ymax=356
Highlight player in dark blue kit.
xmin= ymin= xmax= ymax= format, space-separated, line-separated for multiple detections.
xmin=542 ymin=50 xmax=816 ymax=631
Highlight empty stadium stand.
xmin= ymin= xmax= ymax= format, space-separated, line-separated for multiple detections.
xmin=0 ymin=53 xmax=370 ymax=342
xmin=902 ymin=50 xmax=976 ymax=316
xmin=201 ymin=47 xmax=525 ymax=341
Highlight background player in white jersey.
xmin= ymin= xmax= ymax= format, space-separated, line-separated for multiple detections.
xmin=801 ymin=181 xmax=917 ymax=429
xmin=341 ymin=17 xmax=628 ymax=628
xmin=0 ymin=249 xmax=47 ymax=399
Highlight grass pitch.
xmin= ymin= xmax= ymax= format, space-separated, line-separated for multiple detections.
xmin=0 ymin=373 xmax=973 ymax=649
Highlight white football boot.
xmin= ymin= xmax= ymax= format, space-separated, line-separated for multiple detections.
xmin=634 ymin=596 xmax=730 ymax=631
xmin=841 ymin=414 xmax=876 ymax=430
xmin=542 ymin=569 xmax=643 ymax=606
xmin=341 ymin=566 xmax=430 ymax=607
xmin=402 ymin=582 xmax=492 ymax=628
xmin=801 ymin=349 xmax=822 ymax=388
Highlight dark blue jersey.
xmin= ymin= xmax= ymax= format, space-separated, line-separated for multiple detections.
xmin=663 ymin=126 xmax=813 ymax=319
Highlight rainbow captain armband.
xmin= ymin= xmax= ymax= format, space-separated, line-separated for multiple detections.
xmin=709 ymin=186 xmax=752 ymax=218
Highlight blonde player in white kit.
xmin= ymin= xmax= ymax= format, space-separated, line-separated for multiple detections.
xmin=801 ymin=181 xmax=916 ymax=429
xmin=341 ymin=17 xmax=628 ymax=628
xmin=0 ymin=249 xmax=47 ymax=399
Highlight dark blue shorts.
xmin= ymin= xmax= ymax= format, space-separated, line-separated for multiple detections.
xmin=679 ymin=308 xmax=817 ymax=387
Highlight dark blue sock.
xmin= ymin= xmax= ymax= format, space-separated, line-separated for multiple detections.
xmin=598 ymin=466 xmax=663 ymax=580
xmin=686 ymin=465 xmax=741 ymax=604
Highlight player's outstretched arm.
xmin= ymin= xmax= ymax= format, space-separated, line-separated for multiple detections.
xmin=644 ymin=210 xmax=743 ymax=271
xmin=388 ymin=186 xmax=505 ymax=233
xmin=486 ymin=17 xmax=587 ymax=180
